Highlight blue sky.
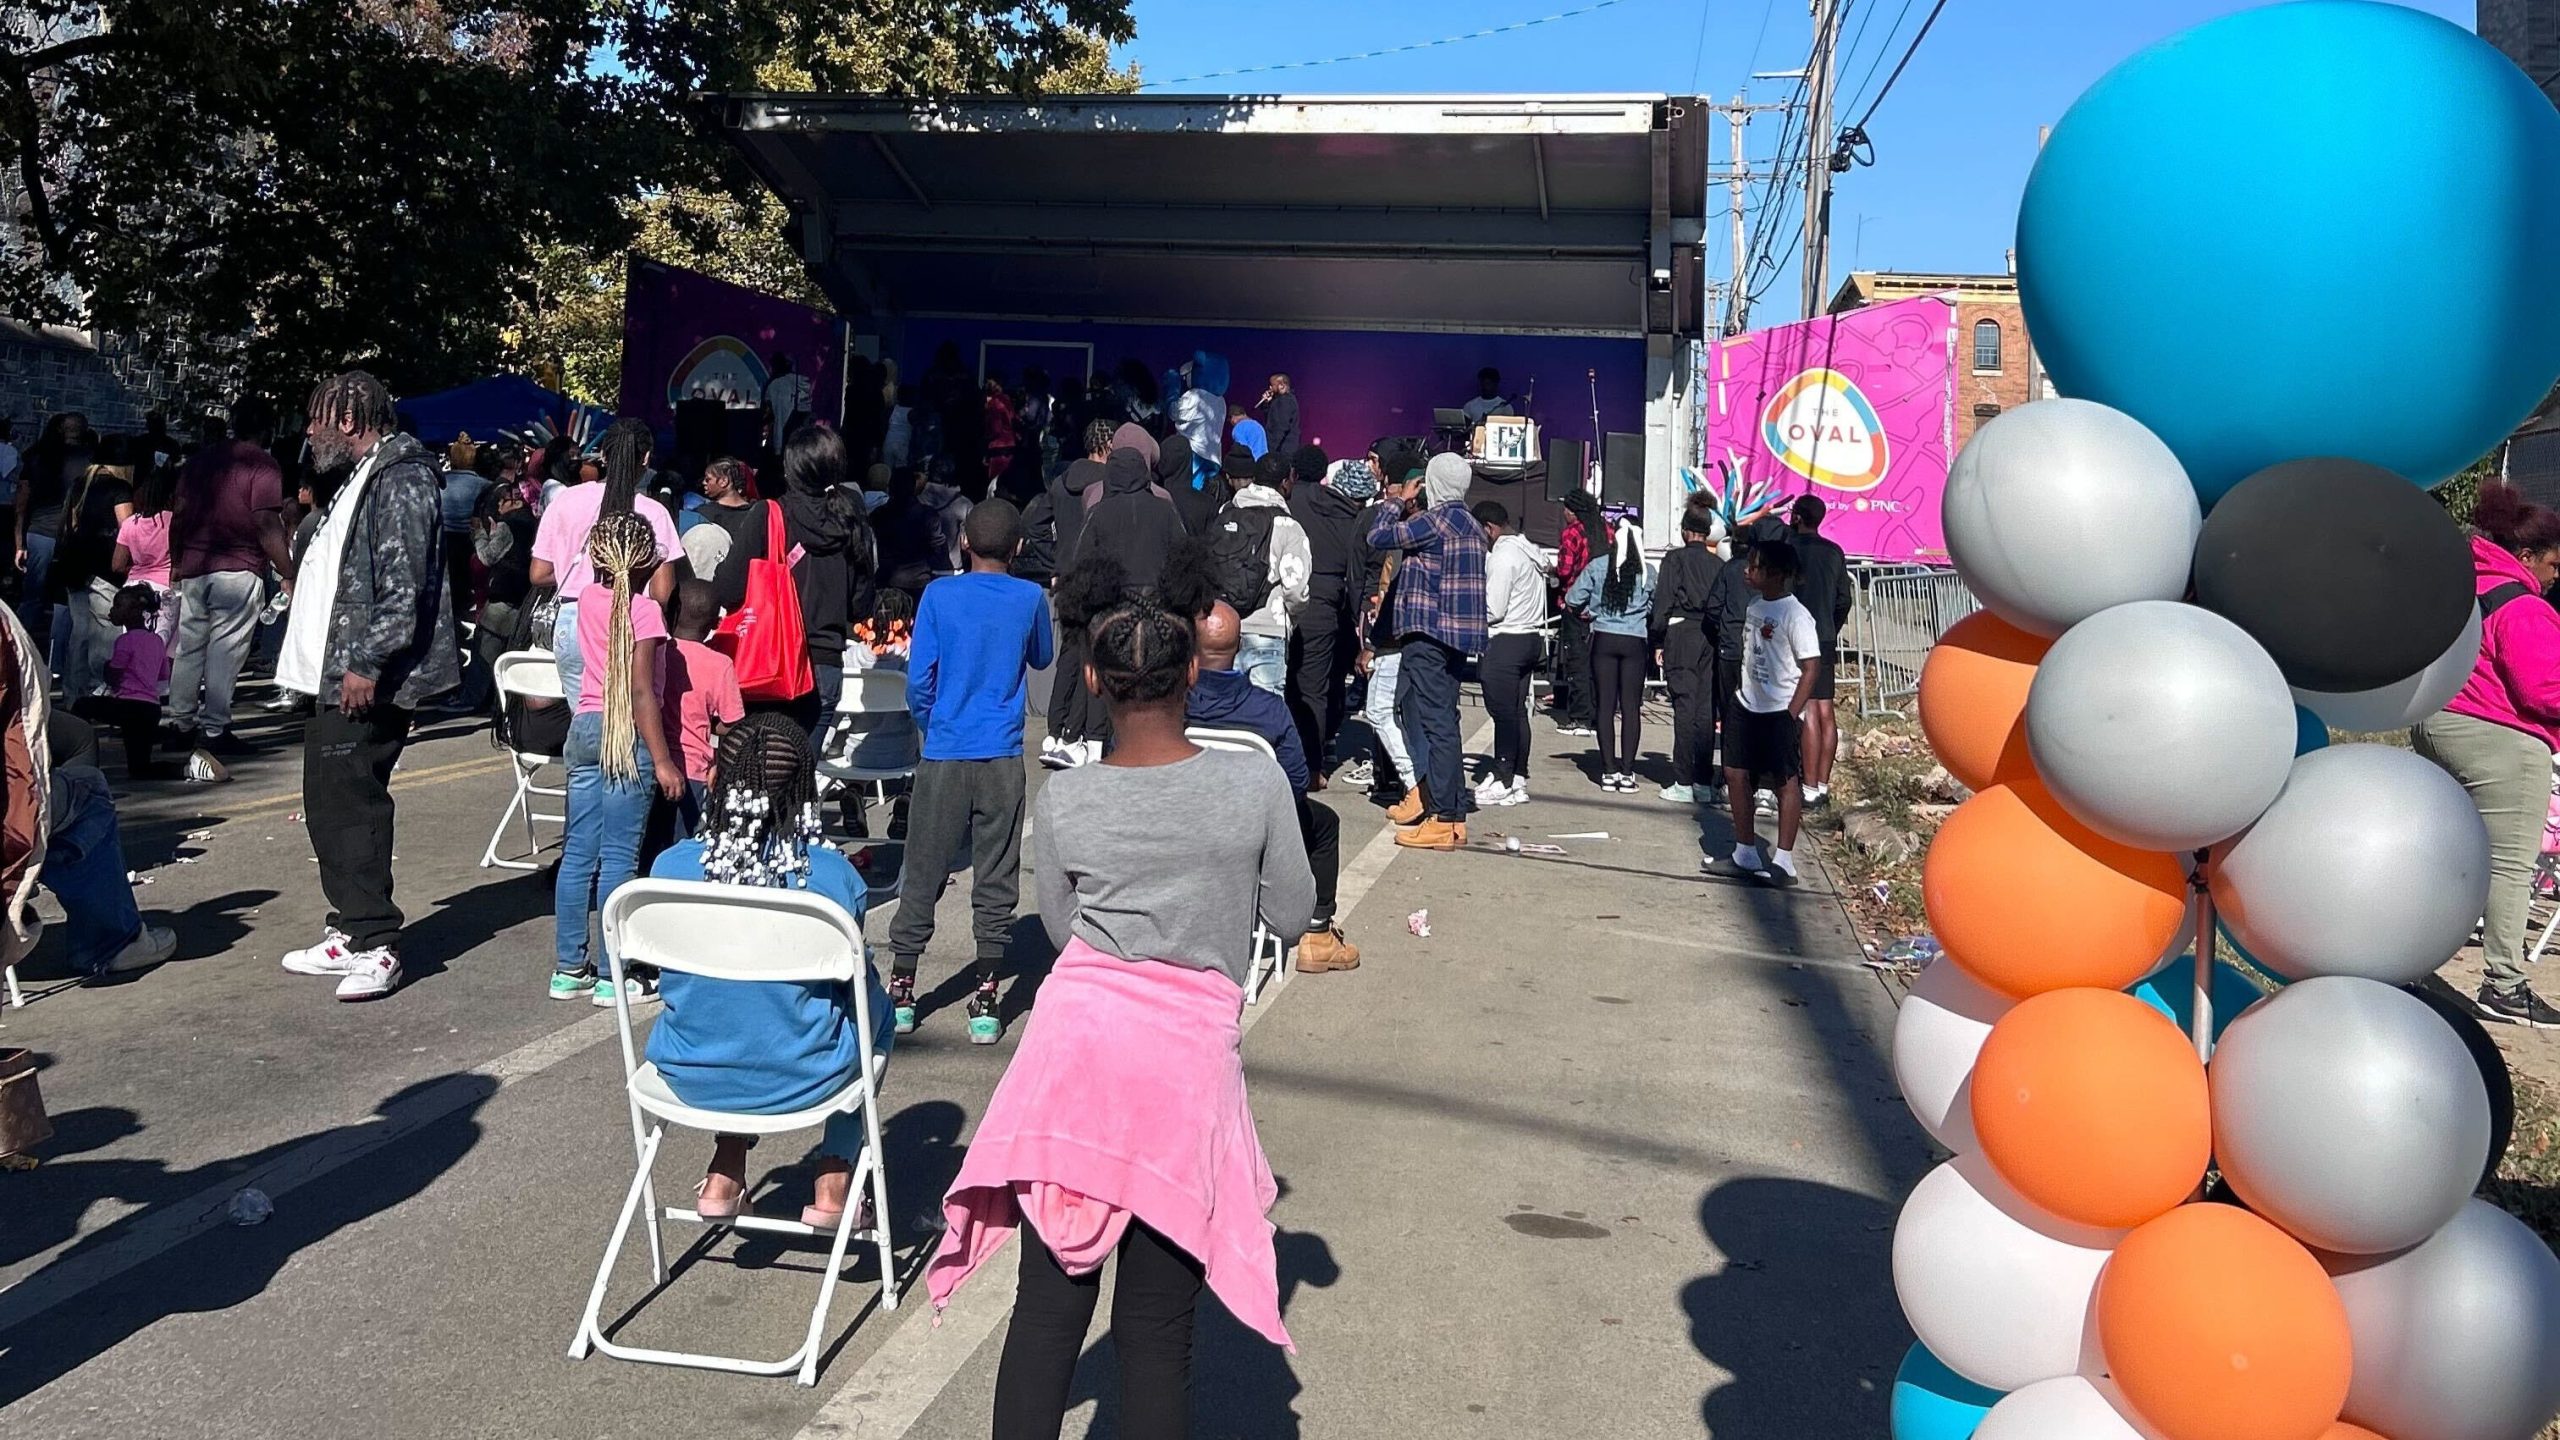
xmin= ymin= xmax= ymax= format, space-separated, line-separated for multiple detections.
xmin=1120 ymin=0 xmax=2476 ymax=320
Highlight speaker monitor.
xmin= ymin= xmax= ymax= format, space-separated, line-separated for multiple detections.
xmin=1545 ymin=438 xmax=1587 ymax=500
xmin=1602 ymin=431 xmax=1646 ymax=507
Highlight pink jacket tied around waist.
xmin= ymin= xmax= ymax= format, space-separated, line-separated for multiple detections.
xmin=2445 ymin=535 xmax=2560 ymax=750
xmin=926 ymin=937 xmax=1291 ymax=1350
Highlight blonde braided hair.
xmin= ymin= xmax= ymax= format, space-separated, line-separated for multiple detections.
xmin=585 ymin=511 xmax=661 ymax=784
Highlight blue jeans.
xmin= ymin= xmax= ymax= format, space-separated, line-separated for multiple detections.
xmin=16 ymin=529 xmax=54 ymax=648
xmin=552 ymin=594 xmax=583 ymax=707
xmin=555 ymin=710 xmax=654 ymax=976
xmin=1396 ymin=637 xmax=1467 ymax=822
xmin=47 ymin=766 xmax=142 ymax=974
xmin=1238 ymin=633 xmax=1286 ymax=697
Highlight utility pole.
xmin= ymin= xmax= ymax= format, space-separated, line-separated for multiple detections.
xmin=1719 ymin=92 xmax=1793 ymax=336
xmin=1802 ymin=0 xmax=1840 ymax=320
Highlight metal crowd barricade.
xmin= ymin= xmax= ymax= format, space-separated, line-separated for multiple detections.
xmin=1846 ymin=564 xmax=1980 ymax=715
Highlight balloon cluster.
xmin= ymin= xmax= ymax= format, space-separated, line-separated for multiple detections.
xmin=1886 ymin=7 xmax=2560 ymax=1440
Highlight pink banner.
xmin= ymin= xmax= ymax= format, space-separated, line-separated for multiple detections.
xmin=1698 ymin=294 xmax=1955 ymax=563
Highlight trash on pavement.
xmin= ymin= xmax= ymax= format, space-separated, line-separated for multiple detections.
xmin=227 ymin=1187 xmax=274 ymax=1226
xmin=1879 ymin=934 xmax=1943 ymax=966
xmin=1407 ymin=909 xmax=1431 ymax=939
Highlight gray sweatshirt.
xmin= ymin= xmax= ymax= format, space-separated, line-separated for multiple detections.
xmin=1032 ymin=747 xmax=1318 ymax=987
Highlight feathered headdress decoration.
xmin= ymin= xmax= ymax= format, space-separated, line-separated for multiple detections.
xmin=1681 ymin=458 xmax=1783 ymax=543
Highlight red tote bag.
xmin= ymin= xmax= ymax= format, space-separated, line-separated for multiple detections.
xmin=712 ymin=500 xmax=816 ymax=702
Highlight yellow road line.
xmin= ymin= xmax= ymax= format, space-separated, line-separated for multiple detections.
xmin=214 ymin=753 xmax=516 ymax=824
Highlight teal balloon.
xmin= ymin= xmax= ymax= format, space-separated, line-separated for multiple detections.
xmin=2294 ymin=705 xmax=2330 ymax=757
xmin=2017 ymin=2 xmax=2560 ymax=504
xmin=1892 ymin=1342 xmax=2003 ymax=1440
xmin=2132 ymin=957 xmax=2271 ymax=1042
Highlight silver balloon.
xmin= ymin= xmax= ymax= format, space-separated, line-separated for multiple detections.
xmin=2328 ymin=1199 xmax=2560 ymax=1440
xmin=2212 ymin=744 xmax=2490 ymax=984
xmin=1944 ymin=400 xmax=2202 ymax=637
xmin=2025 ymin=601 xmax=2296 ymax=851
xmin=2295 ymin=603 xmax=2481 ymax=734
xmin=2211 ymin=976 xmax=2490 ymax=1254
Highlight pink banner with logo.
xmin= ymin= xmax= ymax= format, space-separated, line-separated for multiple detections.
xmin=1697 ymin=294 xmax=1955 ymax=563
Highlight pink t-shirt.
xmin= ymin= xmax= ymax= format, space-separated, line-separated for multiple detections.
xmin=532 ymin=486 xmax=680 ymax=601
xmin=109 ymin=628 xmax=170 ymax=702
xmin=116 ymin=512 xmax=174 ymax=588
xmin=661 ymin=638 xmax=745 ymax=783
xmin=575 ymin=587 xmax=668 ymax=716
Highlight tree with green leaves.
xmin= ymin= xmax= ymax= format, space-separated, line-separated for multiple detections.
xmin=0 ymin=0 xmax=1134 ymax=407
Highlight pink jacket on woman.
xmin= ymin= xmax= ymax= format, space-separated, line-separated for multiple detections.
xmin=2444 ymin=535 xmax=2560 ymax=750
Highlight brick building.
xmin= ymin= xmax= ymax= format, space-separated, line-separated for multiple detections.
xmin=1827 ymin=270 xmax=2048 ymax=450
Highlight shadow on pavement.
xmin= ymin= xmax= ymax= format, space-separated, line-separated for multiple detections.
xmin=0 ymin=1074 xmax=497 ymax=1406
xmin=1684 ymin=1177 xmax=1906 ymax=1436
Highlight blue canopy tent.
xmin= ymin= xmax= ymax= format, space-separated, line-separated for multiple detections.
xmin=401 ymin=375 xmax=607 ymax=447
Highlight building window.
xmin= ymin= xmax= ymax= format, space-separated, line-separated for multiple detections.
xmin=1973 ymin=319 xmax=2004 ymax=373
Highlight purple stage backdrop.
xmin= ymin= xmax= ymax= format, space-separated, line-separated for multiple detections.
xmin=618 ymin=259 xmax=847 ymax=437
xmin=1700 ymin=295 xmax=1956 ymax=563
xmin=894 ymin=317 xmax=1648 ymax=465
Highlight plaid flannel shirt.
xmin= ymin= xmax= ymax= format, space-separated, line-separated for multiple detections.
xmin=1366 ymin=500 xmax=1489 ymax=654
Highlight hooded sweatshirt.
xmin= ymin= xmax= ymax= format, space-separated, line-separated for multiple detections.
xmin=1221 ymin=484 xmax=1313 ymax=640
xmin=715 ymin=489 xmax=857 ymax=665
xmin=1163 ymin=439 xmax=1223 ymax=538
xmin=1288 ymin=478 xmax=1372 ymax=602
xmin=2444 ymin=534 xmax=2560 ymax=749
xmin=1075 ymin=448 xmax=1186 ymax=594
xmin=1486 ymin=531 xmax=1550 ymax=635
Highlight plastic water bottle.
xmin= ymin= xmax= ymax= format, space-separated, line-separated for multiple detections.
xmin=259 ymin=589 xmax=290 ymax=625
xmin=227 ymin=1187 xmax=273 ymax=1226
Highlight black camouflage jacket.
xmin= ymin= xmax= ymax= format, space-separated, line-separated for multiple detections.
xmin=318 ymin=433 xmax=459 ymax=709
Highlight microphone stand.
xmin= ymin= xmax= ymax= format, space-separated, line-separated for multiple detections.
xmin=1586 ymin=368 xmax=1602 ymax=491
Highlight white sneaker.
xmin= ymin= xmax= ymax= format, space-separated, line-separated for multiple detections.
xmin=1339 ymin=758 xmax=1375 ymax=789
xmin=1659 ymin=782 xmax=1696 ymax=805
xmin=1037 ymin=737 xmax=1072 ymax=771
xmin=1472 ymin=775 xmax=1514 ymax=805
xmin=101 ymin=925 xmax=177 ymax=975
xmin=1492 ymin=779 xmax=1530 ymax=807
xmin=333 ymin=948 xmax=402 ymax=1001
xmin=1070 ymin=740 xmax=1102 ymax=767
xmin=281 ymin=928 xmax=361 ymax=976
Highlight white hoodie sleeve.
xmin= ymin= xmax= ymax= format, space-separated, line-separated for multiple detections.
xmin=1271 ymin=514 xmax=1314 ymax=617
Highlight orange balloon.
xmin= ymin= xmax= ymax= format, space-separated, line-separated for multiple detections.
xmin=1970 ymin=988 xmax=2210 ymax=1230
xmin=1919 ymin=611 xmax=2051 ymax=792
xmin=2098 ymin=1205 xmax=2353 ymax=1440
xmin=2318 ymin=1427 xmax=2391 ymax=1440
xmin=1924 ymin=781 xmax=2188 ymax=999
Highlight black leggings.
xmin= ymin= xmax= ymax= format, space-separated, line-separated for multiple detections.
xmin=1591 ymin=633 xmax=1649 ymax=775
xmin=1298 ymin=792 xmax=1341 ymax=929
xmin=1479 ymin=632 xmax=1540 ymax=784
xmin=993 ymin=1216 xmax=1207 ymax=1440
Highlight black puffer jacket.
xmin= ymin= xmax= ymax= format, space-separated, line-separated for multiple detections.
xmin=1287 ymin=480 xmax=1372 ymax=604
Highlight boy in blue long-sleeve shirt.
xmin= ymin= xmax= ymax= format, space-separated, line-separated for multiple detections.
xmin=888 ymin=499 xmax=1055 ymax=1044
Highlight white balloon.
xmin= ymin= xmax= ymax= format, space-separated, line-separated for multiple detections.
xmin=1973 ymin=1376 xmax=2153 ymax=1440
xmin=2212 ymin=745 xmax=2492 ymax=984
xmin=2330 ymin=1199 xmax=2560 ymax=1440
xmin=1893 ymin=1151 xmax=2123 ymax=1392
xmin=2026 ymin=601 xmax=2298 ymax=851
xmin=2295 ymin=603 xmax=2481 ymax=734
xmin=1945 ymin=399 xmax=2202 ymax=637
xmin=1893 ymin=957 xmax=2014 ymax=1151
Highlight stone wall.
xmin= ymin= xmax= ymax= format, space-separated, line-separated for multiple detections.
xmin=0 ymin=325 xmax=201 ymax=439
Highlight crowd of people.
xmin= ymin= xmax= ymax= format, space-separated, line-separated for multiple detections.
xmin=0 ymin=350 xmax=1880 ymax=1433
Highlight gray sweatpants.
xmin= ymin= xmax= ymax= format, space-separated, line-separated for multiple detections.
xmin=2414 ymin=709 xmax=2554 ymax=995
xmin=887 ymin=756 xmax=1026 ymax=984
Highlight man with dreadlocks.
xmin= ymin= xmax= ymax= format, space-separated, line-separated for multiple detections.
xmin=645 ymin=713 xmax=896 ymax=1229
xmin=274 ymin=371 xmax=459 ymax=1002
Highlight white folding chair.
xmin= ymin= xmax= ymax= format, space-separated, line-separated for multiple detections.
xmin=480 ymin=651 xmax=568 ymax=871
xmin=821 ymin=670 xmax=920 ymax=902
xmin=570 ymin=879 xmax=898 ymax=1386
xmin=1185 ymin=726 xmax=1293 ymax=1006
xmin=2 ymin=915 xmax=39 ymax=1009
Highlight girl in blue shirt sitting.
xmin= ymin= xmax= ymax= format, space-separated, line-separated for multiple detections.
xmin=646 ymin=713 xmax=896 ymax=1228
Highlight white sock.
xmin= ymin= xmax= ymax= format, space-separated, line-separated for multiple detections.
xmin=1772 ymin=847 xmax=1798 ymax=876
xmin=1733 ymin=843 xmax=1764 ymax=869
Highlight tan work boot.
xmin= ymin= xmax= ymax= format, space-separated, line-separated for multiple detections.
xmin=1386 ymin=788 xmax=1426 ymax=826
xmin=1295 ymin=927 xmax=1361 ymax=973
xmin=1395 ymin=818 xmax=1467 ymax=851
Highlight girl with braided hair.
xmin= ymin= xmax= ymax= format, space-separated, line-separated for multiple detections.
xmin=644 ymin=713 xmax=895 ymax=1226
xmin=529 ymin=416 xmax=683 ymax=704
xmin=550 ymin=510 xmax=685 ymax=1003
xmin=928 ymin=554 xmax=1315 ymax=1438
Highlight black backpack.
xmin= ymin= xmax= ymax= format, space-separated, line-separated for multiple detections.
xmin=1208 ymin=503 xmax=1278 ymax=614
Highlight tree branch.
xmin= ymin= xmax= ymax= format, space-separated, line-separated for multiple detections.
xmin=7 ymin=31 xmax=125 ymax=77
xmin=2 ymin=70 xmax=70 ymax=272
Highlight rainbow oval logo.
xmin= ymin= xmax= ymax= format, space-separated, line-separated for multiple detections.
xmin=1760 ymin=368 xmax=1890 ymax=491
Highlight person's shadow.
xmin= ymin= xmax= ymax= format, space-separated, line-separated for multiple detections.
xmin=1064 ymin=1177 xmax=1336 ymax=1438
xmin=1681 ymin=1177 xmax=1909 ymax=1437
xmin=0 ymin=1074 xmax=497 ymax=1406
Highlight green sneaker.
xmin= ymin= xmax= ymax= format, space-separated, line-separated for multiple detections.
xmin=593 ymin=973 xmax=660 ymax=1008
xmin=549 ymin=970 xmax=594 ymax=1001
xmin=966 ymin=984 xmax=1003 ymax=1046
xmin=889 ymin=973 xmax=919 ymax=1035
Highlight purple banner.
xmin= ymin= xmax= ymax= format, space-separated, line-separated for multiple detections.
xmin=618 ymin=258 xmax=846 ymax=439
xmin=1699 ymin=294 xmax=1955 ymax=563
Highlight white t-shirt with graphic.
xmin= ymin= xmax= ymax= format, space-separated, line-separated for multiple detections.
xmin=1739 ymin=593 xmax=1822 ymax=715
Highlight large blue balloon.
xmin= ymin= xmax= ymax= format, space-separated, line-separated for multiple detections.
xmin=2017 ymin=2 xmax=2560 ymax=504
xmin=2131 ymin=956 xmax=2273 ymax=1042
xmin=1891 ymin=1342 xmax=2004 ymax=1440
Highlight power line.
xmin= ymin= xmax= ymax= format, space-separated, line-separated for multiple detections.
xmin=1144 ymin=0 xmax=1641 ymax=87
xmin=1687 ymin=0 xmax=1717 ymax=93
xmin=1837 ymin=0 xmax=1917 ymax=118
xmin=1844 ymin=0 xmax=1949 ymax=132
